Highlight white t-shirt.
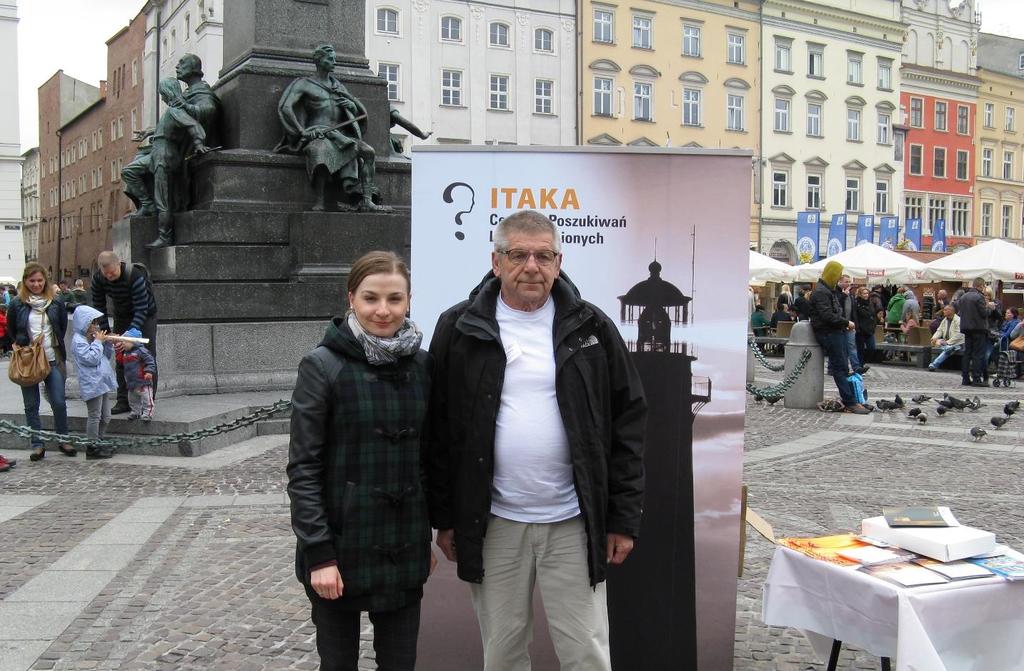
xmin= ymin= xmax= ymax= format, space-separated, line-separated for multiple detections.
xmin=27 ymin=305 xmax=56 ymax=362
xmin=491 ymin=294 xmax=581 ymax=523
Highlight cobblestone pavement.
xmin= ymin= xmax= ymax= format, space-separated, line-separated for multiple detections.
xmin=1 ymin=360 xmax=1021 ymax=669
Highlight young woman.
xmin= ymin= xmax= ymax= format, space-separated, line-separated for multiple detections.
xmin=7 ymin=263 xmax=75 ymax=461
xmin=287 ymin=251 xmax=434 ymax=671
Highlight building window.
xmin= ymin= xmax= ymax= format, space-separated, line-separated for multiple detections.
xmin=489 ymin=74 xmax=510 ymax=110
xmin=489 ymin=22 xmax=510 ymax=47
xmin=379 ymin=63 xmax=400 ymax=101
xmin=927 ymin=197 xmax=947 ymax=236
xmin=807 ymin=103 xmax=821 ymax=137
xmin=910 ymin=98 xmax=923 ymax=127
xmin=909 ymin=144 xmax=923 ymax=175
xmin=534 ymin=79 xmax=553 ymax=114
xmin=727 ymin=33 xmax=745 ymax=64
xmin=808 ymin=44 xmax=824 ymax=77
xmin=535 ymin=28 xmax=554 ymax=53
xmin=594 ymin=10 xmax=613 ymax=43
xmin=682 ymin=24 xmax=701 ymax=57
xmin=982 ymin=148 xmax=993 ymax=177
xmin=726 ymin=94 xmax=744 ymax=131
xmin=985 ymin=103 xmax=995 ymax=128
xmin=982 ymin=202 xmax=993 ymax=236
xmin=806 ymin=173 xmax=822 ymax=210
xmin=117 ymin=117 xmax=123 ymax=138
xmin=956 ymin=149 xmax=969 ymax=180
xmin=847 ymin=108 xmax=861 ymax=141
xmin=440 ymin=16 xmax=462 ymax=42
xmin=633 ymin=16 xmax=652 ymax=49
xmin=847 ymin=51 xmax=862 ymax=84
xmin=951 ymin=199 xmax=970 ymax=237
xmin=377 ymin=8 xmax=399 ymax=34
xmin=877 ymin=112 xmax=890 ymax=144
xmin=97 ymin=128 xmax=103 ymax=148
xmin=131 ymin=59 xmax=138 ymax=86
xmin=775 ymin=38 xmax=791 ymax=72
xmin=441 ymin=69 xmax=462 ymax=106
xmin=877 ymin=58 xmax=892 ymax=90
xmin=875 ymin=180 xmax=889 ymax=213
xmin=1007 ymin=107 xmax=1019 ymax=132
xmin=935 ymin=101 xmax=947 ymax=131
xmin=633 ymin=82 xmax=652 ymax=121
xmin=772 ymin=170 xmax=789 ymax=208
xmin=682 ymin=88 xmax=701 ymax=126
xmin=1002 ymin=204 xmax=1013 ymax=237
xmin=905 ymin=196 xmax=923 ymax=230
xmin=1004 ymin=150 xmax=1015 ymax=180
xmin=957 ymin=105 xmax=969 ymax=134
xmin=933 ymin=147 xmax=946 ymax=178
xmin=774 ymin=98 xmax=790 ymax=132
xmin=131 ymin=109 xmax=137 ymax=132
xmin=845 ymin=178 xmax=860 ymax=212
xmin=1020 ymin=53 xmax=1024 ymax=70
xmin=594 ymin=77 xmax=613 ymax=116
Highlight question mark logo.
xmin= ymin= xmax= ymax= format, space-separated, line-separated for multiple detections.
xmin=442 ymin=182 xmax=476 ymax=240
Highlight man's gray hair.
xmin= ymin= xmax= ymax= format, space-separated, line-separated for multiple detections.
xmin=972 ymin=277 xmax=987 ymax=289
xmin=493 ymin=210 xmax=561 ymax=253
xmin=97 ymin=251 xmax=120 ymax=268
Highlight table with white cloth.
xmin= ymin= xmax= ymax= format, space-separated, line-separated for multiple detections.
xmin=761 ymin=546 xmax=1024 ymax=671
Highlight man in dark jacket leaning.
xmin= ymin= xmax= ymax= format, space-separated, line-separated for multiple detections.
xmin=810 ymin=261 xmax=870 ymax=414
xmin=957 ymin=277 xmax=991 ymax=387
xmin=427 ymin=209 xmax=647 ymax=670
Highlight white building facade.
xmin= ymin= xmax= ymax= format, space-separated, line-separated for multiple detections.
xmin=20 ymin=147 xmax=38 ymax=262
xmin=760 ymin=0 xmax=904 ymax=262
xmin=142 ymin=0 xmax=224 ymax=126
xmin=364 ymin=0 xmax=577 ymax=152
xmin=0 ymin=0 xmax=26 ymax=279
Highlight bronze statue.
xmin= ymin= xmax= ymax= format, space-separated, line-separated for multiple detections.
xmin=275 ymin=44 xmax=388 ymax=212
xmin=122 ymin=54 xmax=222 ymax=249
xmin=389 ymin=108 xmax=432 ymax=155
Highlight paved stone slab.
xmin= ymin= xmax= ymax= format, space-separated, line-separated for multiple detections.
xmin=0 ymin=496 xmax=54 ymax=525
xmin=0 ymin=602 xmax=89 ymax=640
xmin=46 ymin=545 xmax=140 ymax=573
xmin=0 ymin=641 xmax=50 ymax=671
xmin=5 ymin=571 xmax=116 ymax=603
xmin=78 ymin=522 xmax=164 ymax=546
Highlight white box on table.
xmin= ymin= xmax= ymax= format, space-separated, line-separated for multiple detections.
xmin=861 ymin=516 xmax=996 ymax=562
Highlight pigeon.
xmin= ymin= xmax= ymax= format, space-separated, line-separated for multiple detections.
xmin=937 ymin=397 xmax=956 ymax=410
xmin=916 ymin=413 xmax=927 ymax=424
xmin=894 ymin=394 xmax=905 ymax=408
xmin=875 ymin=399 xmax=899 ymax=412
xmin=936 ymin=405 xmax=948 ymax=416
xmin=991 ymin=416 xmax=1009 ymax=429
xmin=911 ymin=394 xmax=932 ymax=404
xmin=1004 ymin=403 xmax=1016 ymax=416
xmin=907 ymin=408 xmax=922 ymax=418
xmin=970 ymin=426 xmax=987 ymax=441
xmin=971 ymin=396 xmax=984 ymax=410
xmin=1008 ymin=400 xmax=1021 ymax=411
xmin=947 ymin=395 xmax=969 ymax=411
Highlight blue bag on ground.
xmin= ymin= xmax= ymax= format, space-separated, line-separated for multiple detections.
xmin=847 ymin=373 xmax=866 ymax=404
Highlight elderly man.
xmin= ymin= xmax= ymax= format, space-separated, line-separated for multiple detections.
xmin=810 ymin=261 xmax=870 ymax=414
xmin=958 ymin=277 xmax=991 ymax=387
xmin=427 ymin=210 xmax=647 ymax=670
xmin=928 ymin=304 xmax=964 ymax=371
xmin=91 ymin=251 xmax=158 ymax=414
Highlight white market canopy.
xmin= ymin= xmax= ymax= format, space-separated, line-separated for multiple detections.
xmin=922 ymin=238 xmax=1024 ymax=283
xmin=749 ymin=250 xmax=799 ymax=284
xmin=795 ymin=243 xmax=928 ymax=284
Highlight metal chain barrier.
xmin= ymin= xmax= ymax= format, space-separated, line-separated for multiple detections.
xmin=0 ymin=399 xmax=292 ymax=452
xmin=748 ymin=338 xmax=785 ymax=372
xmin=746 ymin=350 xmax=812 ymax=401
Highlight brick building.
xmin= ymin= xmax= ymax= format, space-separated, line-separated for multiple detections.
xmin=37 ymin=10 xmax=145 ymax=284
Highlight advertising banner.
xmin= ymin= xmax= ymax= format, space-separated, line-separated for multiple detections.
xmin=412 ymin=146 xmax=750 ymax=670
xmin=796 ymin=211 xmax=821 ymax=263
xmin=905 ymin=218 xmax=922 ymax=251
xmin=879 ymin=216 xmax=900 ymax=250
xmin=826 ymin=214 xmax=847 ymax=257
xmin=855 ymin=214 xmax=874 ymax=246
xmin=931 ymin=218 xmax=947 ymax=252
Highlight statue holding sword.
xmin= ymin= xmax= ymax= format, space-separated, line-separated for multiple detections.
xmin=275 ymin=44 xmax=389 ymax=212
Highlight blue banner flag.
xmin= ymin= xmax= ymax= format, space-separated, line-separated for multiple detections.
xmin=878 ymin=216 xmax=900 ymax=250
xmin=855 ymin=215 xmax=874 ymax=246
xmin=931 ymin=218 xmax=947 ymax=252
xmin=796 ymin=211 xmax=821 ymax=264
xmin=826 ymin=214 xmax=847 ymax=257
xmin=905 ymin=218 xmax=922 ymax=251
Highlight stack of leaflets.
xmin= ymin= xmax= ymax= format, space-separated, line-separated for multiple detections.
xmin=778 ymin=534 xmax=868 ymax=567
xmin=966 ymin=553 xmax=1024 ymax=581
xmin=912 ymin=558 xmax=993 ymax=581
xmin=860 ymin=562 xmax=950 ymax=587
xmin=836 ymin=545 xmax=919 ymax=566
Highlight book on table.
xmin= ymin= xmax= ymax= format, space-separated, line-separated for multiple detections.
xmin=860 ymin=562 xmax=950 ymax=587
xmin=966 ymin=553 xmax=1024 ymax=581
xmin=882 ymin=506 xmax=960 ymax=528
xmin=778 ymin=534 xmax=868 ymax=567
xmin=912 ymin=558 xmax=994 ymax=580
xmin=836 ymin=545 xmax=919 ymax=566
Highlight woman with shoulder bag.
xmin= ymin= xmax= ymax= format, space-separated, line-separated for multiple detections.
xmin=7 ymin=263 xmax=75 ymax=461
xmin=287 ymin=251 xmax=436 ymax=671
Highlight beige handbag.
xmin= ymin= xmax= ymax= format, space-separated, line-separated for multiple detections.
xmin=8 ymin=309 xmax=51 ymax=387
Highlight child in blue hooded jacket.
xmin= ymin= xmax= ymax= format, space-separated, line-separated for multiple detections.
xmin=71 ymin=305 xmax=118 ymax=459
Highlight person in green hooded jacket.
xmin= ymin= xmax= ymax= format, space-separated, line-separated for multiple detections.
xmin=885 ymin=288 xmax=906 ymax=328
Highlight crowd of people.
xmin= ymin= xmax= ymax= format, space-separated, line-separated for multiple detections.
xmin=0 ymin=251 xmax=158 ymax=472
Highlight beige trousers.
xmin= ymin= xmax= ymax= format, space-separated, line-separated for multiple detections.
xmin=470 ymin=515 xmax=611 ymax=671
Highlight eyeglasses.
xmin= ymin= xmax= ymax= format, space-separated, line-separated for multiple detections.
xmin=497 ymin=249 xmax=560 ymax=267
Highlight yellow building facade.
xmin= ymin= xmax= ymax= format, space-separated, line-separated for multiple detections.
xmin=974 ymin=67 xmax=1024 ymax=243
xmin=578 ymin=0 xmax=761 ymax=243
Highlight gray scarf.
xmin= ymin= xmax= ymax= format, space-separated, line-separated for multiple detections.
xmin=347 ymin=313 xmax=423 ymax=365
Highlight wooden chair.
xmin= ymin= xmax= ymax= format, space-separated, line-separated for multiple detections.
xmin=874 ymin=324 xmax=885 ymax=345
xmin=776 ymin=321 xmax=794 ymax=339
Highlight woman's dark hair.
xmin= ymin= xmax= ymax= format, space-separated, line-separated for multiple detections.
xmin=347 ymin=251 xmax=410 ymax=295
xmin=1011 ymin=308 xmax=1020 ymax=319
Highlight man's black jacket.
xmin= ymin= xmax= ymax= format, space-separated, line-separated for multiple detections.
xmin=426 ymin=272 xmax=647 ymax=586
xmin=957 ymin=288 xmax=988 ymax=332
xmin=810 ymin=281 xmax=848 ymax=334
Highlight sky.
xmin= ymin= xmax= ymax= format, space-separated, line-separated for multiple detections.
xmin=11 ymin=0 xmax=1024 ymax=150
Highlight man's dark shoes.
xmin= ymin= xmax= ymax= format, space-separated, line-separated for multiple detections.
xmin=110 ymin=402 xmax=131 ymax=415
xmin=971 ymin=380 xmax=990 ymax=387
xmin=29 ymin=448 xmax=45 ymax=462
xmin=856 ymin=365 xmax=870 ymax=374
xmin=844 ymin=403 xmax=871 ymax=415
xmin=58 ymin=444 xmax=77 ymax=457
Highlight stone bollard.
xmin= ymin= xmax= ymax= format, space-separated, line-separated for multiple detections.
xmin=746 ymin=329 xmax=755 ymax=384
xmin=784 ymin=321 xmax=824 ymax=409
